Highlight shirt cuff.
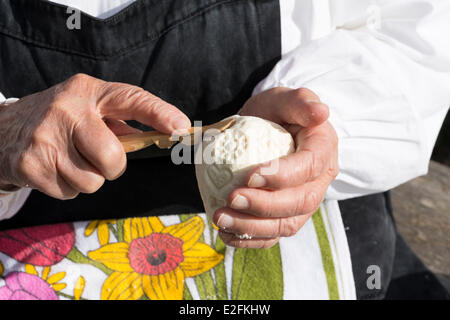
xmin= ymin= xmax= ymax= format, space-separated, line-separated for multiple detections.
xmin=1 ymin=97 xmax=19 ymax=105
xmin=0 ymin=188 xmax=32 ymax=221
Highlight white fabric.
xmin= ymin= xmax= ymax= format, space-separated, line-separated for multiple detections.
xmin=0 ymin=210 xmax=353 ymax=300
xmin=0 ymin=0 xmax=448 ymax=300
xmin=47 ymin=0 xmax=137 ymax=19
xmin=1 ymin=0 xmax=447 ymax=214
xmin=261 ymin=0 xmax=450 ymax=200
xmin=0 ymin=189 xmax=32 ymax=221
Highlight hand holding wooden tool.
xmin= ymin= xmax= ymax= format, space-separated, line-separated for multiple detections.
xmin=119 ymin=117 xmax=236 ymax=153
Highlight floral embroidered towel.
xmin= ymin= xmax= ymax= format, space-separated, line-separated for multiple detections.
xmin=0 ymin=200 xmax=355 ymax=300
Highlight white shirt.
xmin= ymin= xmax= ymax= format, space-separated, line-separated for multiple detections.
xmin=1 ymin=0 xmax=449 ymax=219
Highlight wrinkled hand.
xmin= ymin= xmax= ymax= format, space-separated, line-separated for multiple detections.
xmin=213 ymin=87 xmax=339 ymax=249
xmin=0 ymin=74 xmax=191 ymax=199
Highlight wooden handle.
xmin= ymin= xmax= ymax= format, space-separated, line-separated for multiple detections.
xmin=119 ymin=117 xmax=236 ymax=153
xmin=118 ymin=131 xmax=171 ymax=153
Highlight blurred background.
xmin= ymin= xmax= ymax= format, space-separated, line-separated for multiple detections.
xmin=391 ymin=110 xmax=450 ymax=292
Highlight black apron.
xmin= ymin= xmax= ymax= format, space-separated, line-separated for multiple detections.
xmin=1 ymin=0 xmax=446 ymax=300
xmin=0 ymin=0 xmax=281 ymax=226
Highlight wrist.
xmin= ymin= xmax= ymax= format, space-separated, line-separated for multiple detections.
xmin=0 ymin=97 xmax=21 ymax=195
xmin=0 ymin=180 xmax=21 ymax=194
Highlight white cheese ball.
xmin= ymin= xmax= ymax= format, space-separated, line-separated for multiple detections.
xmin=195 ymin=115 xmax=295 ymax=220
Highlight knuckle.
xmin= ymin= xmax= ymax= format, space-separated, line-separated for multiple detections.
xmin=124 ymin=86 xmax=150 ymax=105
xmin=263 ymin=193 xmax=277 ymax=218
xmin=147 ymin=98 xmax=168 ymax=119
xmin=68 ymin=73 xmax=91 ymax=86
xmin=312 ymin=153 xmax=326 ymax=178
xmin=292 ymin=88 xmax=316 ymax=101
xmin=279 ymin=218 xmax=300 ymax=237
xmin=276 ymin=159 xmax=291 ymax=184
xmin=328 ymin=166 xmax=339 ymax=179
xmin=276 ymin=219 xmax=284 ymax=236
xmin=125 ymin=85 xmax=146 ymax=99
xmin=57 ymin=74 xmax=98 ymax=103
xmin=61 ymin=74 xmax=91 ymax=93
xmin=335 ymin=165 xmax=340 ymax=177
xmin=303 ymin=150 xmax=317 ymax=181
xmin=292 ymin=192 xmax=306 ymax=215
xmin=305 ymin=192 xmax=321 ymax=213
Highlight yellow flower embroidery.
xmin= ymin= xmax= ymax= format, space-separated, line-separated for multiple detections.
xmin=25 ymin=265 xmax=67 ymax=292
xmin=74 ymin=276 xmax=86 ymax=300
xmin=88 ymin=216 xmax=223 ymax=300
xmin=85 ymin=220 xmax=116 ymax=246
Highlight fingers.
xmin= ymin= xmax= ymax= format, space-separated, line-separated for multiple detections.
xmin=104 ymin=118 xmax=142 ymax=137
xmin=72 ymin=113 xmax=127 ymax=181
xmin=44 ymin=176 xmax=80 ymax=200
xmin=214 ymin=207 xmax=312 ymax=239
xmin=15 ymin=153 xmax=79 ymax=200
xmin=57 ymin=146 xmax=105 ymax=194
xmin=96 ymin=81 xmax=191 ymax=134
xmin=1 ymin=74 xmax=194 ymax=201
xmin=247 ymin=123 xmax=335 ymax=190
xmin=218 ymin=231 xmax=281 ymax=249
xmin=239 ymin=87 xmax=329 ymax=127
xmin=227 ymin=172 xmax=333 ymax=218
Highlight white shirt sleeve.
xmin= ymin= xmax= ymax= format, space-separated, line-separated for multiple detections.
xmin=255 ymin=0 xmax=450 ymax=200
xmin=0 ymin=94 xmax=32 ymax=220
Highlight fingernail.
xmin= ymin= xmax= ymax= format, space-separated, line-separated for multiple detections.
xmin=248 ymin=174 xmax=266 ymax=188
xmin=217 ymin=213 xmax=234 ymax=229
xmin=230 ymin=195 xmax=249 ymax=210
xmin=172 ymin=117 xmax=191 ymax=132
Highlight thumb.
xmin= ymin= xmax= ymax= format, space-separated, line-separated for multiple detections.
xmin=239 ymin=87 xmax=329 ymax=127
xmin=95 ymin=82 xmax=191 ymax=134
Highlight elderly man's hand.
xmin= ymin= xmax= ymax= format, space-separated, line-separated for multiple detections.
xmin=0 ymin=74 xmax=191 ymax=199
xmin=213 ymin=87 xmax=339 ymax=249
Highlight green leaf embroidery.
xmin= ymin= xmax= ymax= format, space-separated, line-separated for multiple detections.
xmin=183 ymin=284 xmax=193 ymax=300
xmin=312 ymin=209 xmax=339 ymax=300
xmin=231 ymin=244 xmax=283 ymax=300
xmin=213 ymin=237 xmax=227 ymax=300
xmin=179 ymin=214 xmax=219 ymax=300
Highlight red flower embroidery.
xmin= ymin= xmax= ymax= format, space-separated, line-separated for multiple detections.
xmin=88 ymin=216 xmax=224 ymax=300
xmin=0 ymin=223 xmax=75 ymax=266
xmin=128 ymin=233 xmax=184 ymax=275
